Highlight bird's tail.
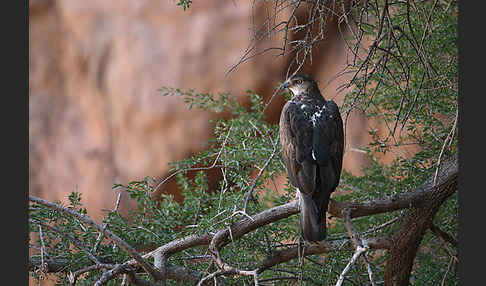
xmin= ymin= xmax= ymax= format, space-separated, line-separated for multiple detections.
xmin=298 ymin=191 xmax=328 ymax=242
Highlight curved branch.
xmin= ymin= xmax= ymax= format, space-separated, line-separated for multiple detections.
xmin=147 ymin=199 xmax=300 ymax=261
xmin=384 ymin=154 xmax=458 ymax=286
xmin=328 ymin=153 xmax=458 ymax=219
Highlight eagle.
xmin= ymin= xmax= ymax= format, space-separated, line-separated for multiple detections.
xmin=279 ymin=74 xmax=344 ymax=242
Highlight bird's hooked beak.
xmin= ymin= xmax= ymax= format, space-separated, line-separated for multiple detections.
xmin=282 ymin=80 xmax=290 ymax=89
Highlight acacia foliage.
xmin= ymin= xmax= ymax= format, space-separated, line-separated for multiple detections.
xmin=29 ymin=0 xmax=458 ymax=285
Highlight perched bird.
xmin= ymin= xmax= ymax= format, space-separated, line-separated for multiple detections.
xmin=279 ymin=74 xmax=344 ymax=242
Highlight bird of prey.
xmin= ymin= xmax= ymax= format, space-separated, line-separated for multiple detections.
xmin=279 ymin=74 xmax=344 ymax=242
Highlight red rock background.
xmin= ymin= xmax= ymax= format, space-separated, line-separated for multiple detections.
xmin=29 ymin=0 xmax=381 ymax=284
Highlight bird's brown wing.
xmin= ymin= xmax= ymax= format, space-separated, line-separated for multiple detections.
xmin=279 ymin=101 xmax=316 ymax=195
xmin=279 ymin=99 xmax=344 ymax=242
xmin=312 ymin=100 xmax=344 ymax=193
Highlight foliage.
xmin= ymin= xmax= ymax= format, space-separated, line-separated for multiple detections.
xmin=29 ymin=0 xmax=458 ymax=285
xmin=176 ymin=0 xmax=192 ymax=11
xmin=339 ymin=0 xmax=459 ymax=284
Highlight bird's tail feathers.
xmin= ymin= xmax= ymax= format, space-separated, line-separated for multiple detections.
xmin=298 ymin=191 xmax=328 ymax=242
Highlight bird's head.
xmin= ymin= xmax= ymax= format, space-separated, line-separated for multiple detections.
xmin=282 ymin=74 xmax=319 ymax=97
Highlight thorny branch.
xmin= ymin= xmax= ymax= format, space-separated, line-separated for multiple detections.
xmin=29 ymin=153 xmax=457 ymax=285
xmin=29 ymin=195 xmax=162 ymax=284
xmin=92 ymin=191 xmax=122 ymax=253
xmin=226 ymin=0 xmax=353 ymax=79
xmin=153 ymin=124 xmax=234 ymax=194
xmin=29 ymin=218 xmax=103 ymax=266
xmin=243 ymin=134 xmax=280 ymax=212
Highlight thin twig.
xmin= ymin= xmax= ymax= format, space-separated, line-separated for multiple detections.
xmin=364 ymin=253 xmax=376 ymax=286
xmin=440 ymin=256 xmax=454 ymax=286
xmin=93 ymin=191 xmax=122 ymax=253
xmin=39 ymin=225 xmax=47 ymax=275
xmin=342 ymin=208 xmax=361 ymax=248
xmin=29 ymin=195 xmax=161 ymax=283
xmin=429 ymin=223 xmax=458 ymax=248
xmin=196 ymin=270 xmax=224 ymax=286
xmin=121 ymin=273 xmax=128 ymax=286
xmin=154 ymin=124 xmax=233 ymax=192
xmin=69 ymin=264 xmax=116 ymax=286
xmin=430 ymin=225 xmax=458 ymax=263
xmin=243 ymin=135 xmax=279 ymax=212
xmin=433 ymin=107 xmax=458 ymax=185
xmin=335 ymin=243 xmax=369 ymax=286
xmin=30 ymin=218 xmax=102 ymax=266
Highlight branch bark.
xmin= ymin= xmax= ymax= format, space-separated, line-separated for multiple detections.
xmin=384 ymin=153 xmax=458 ymax=286
xmin=258 ymin=236 xmax=391 ymax=273
xmin=28 ymin=257 xmax=203 ymax=285
xmin=327 ymin=154 xmax=458 ymax=220
xmin=29 ymin=153 xmax=458 ymax=285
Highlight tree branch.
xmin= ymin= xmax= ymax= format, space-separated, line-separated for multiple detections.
xmin=429 ymin=224 xmax=459 ymax=263
xmin=328 ymin=153 xmax=458 ymax=219
xmin=335 ymin=244 xmax=369 ymax=286
xmin=258 ymin=236 xmax=391 ymax=273
xmin=29 ymin=195 xmax=162 ymax=283
xmin=430 ymin=223 xmax=458 ymax=248
xmin=384 ymin=154 xmax=458 ymax=286
xmin=29 ymin=256 xmax=69 ymax=273
xmin=29 ymin=218 xmax=103 ymax=266
xmin=29 ymin=152 xmax=458 ymax=285
xmin=29 ymin=257 xmax=203 ymax=285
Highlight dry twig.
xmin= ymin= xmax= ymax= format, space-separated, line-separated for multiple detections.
xmin=29 ymin=195 xmax=162 ymax=284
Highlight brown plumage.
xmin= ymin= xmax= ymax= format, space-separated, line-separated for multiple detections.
xmin=279 ymin=74 xmax=344 ymax=242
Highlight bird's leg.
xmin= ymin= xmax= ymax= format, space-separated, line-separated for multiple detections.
xmin=298 ymin=236 xmax=305 ymax=284
xmin=295 ymin=188 xmax=301 ymax=210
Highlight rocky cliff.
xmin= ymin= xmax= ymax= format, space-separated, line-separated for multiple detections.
xmin=29 ymin=0 xmax=384 ymax=284
xmin=29 ymin=0 xmax=372 ymax=226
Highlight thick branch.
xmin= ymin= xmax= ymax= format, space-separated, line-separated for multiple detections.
xmin=147 ymin=199 xmax=300 ymax=261
xmin=149 ymin=167 xmax=450 ymax=264
xmin=258 ymin=236 xmax=391 ymax=273
xmin=384 ymin=154 xmax=458 ymax=286
xmin=29 ymin=152 xmax=458 ymax=285
xmin=328 ymin=153 xmax=458 ymax=219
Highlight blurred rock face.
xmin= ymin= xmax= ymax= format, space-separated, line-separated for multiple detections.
xmin=29 ymin=0 xmax=372 ymax=224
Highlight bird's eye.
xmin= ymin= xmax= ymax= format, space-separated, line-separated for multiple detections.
xmin=297 ymin=79 xmax=303 ymax=84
